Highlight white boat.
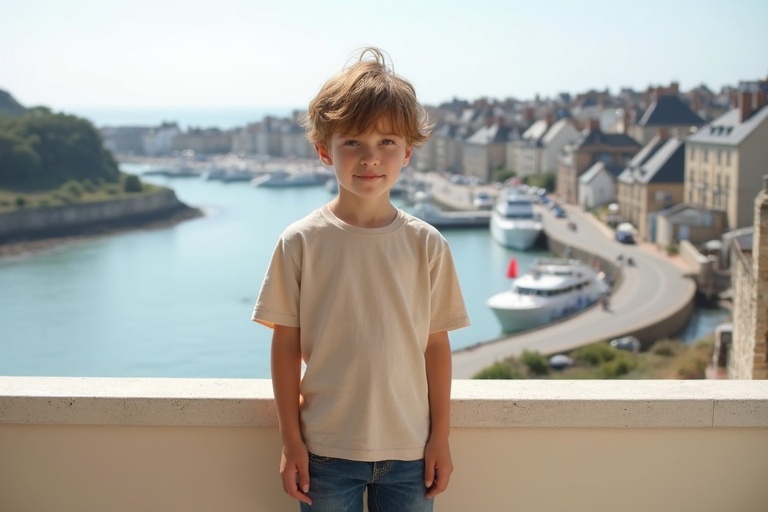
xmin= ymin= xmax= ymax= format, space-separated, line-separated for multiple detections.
xmin=487 ymin=258 xmax=609 ymax=334
xmin=219 ymin=169 xmax=259 ymax=183
xmin=251 ymin=170 xmax=330 ymax=188
xmin=489 ymin=189 xmax=543 ymax=250
xmin=408 ymin=202 xmax=490 ymax=229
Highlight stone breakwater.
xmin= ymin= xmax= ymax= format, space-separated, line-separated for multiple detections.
xmin=0 ymin=189 xmax=201 ymax=246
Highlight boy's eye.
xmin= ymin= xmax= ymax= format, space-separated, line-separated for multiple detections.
xmin=381 ymin=139 xmax=396 ymax=145
xmin=343 ymin=140 xmax=359 ymax=146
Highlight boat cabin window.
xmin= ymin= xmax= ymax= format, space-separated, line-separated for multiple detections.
xmin=514 ymin=280 xmax=590 ymax=297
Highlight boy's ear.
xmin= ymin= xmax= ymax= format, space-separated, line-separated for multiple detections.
xmin=402 ymin=146 xmax=414 ymax=167
xmin=315 ymin=143 xmax=333 ymax=166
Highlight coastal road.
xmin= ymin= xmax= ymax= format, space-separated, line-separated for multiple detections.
xmin=449 ymin=194 xmax=697 ymax=378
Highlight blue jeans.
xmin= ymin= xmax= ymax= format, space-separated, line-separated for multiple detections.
xmin=300 ymin=453 xmax=434 ymax=512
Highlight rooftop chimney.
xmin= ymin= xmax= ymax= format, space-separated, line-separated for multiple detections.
xmin=738 ymin=91 xmax=754 ymax=122
xmin=752 ymin=88 xmax=767 ymax=112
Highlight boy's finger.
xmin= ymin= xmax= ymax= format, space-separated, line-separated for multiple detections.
xmin=424 ymin=461 xmax=436 ymax=488
xmin=298 ymin=461 xmax=311 ymax=494
xmin=425 ymin=471 xmax=450 ymax=499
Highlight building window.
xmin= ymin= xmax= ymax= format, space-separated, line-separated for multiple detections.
xmin=596 ymin=152 xmax=613 ymax=164
xmin=654 ymin=191 xmax=672 ymax=206
xmin=703 ymin=148 xmax=709 ymax=163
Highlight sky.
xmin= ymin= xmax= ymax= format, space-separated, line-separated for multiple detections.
xmin=2 ymin=0 xmax=767 ymax=113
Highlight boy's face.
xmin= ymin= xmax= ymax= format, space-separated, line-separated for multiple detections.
xmin=316 ymin=118 xmax=413 ymax=202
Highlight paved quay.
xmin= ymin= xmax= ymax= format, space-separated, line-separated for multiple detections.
xmin=413 ymin=173 xmax=698 ymax=378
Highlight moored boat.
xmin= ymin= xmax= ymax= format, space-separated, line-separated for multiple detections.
xmin=487 ymin=258 xmax=609 ymax=333
xmin=408 ymin=202 xmax=491 ymax=229
xmin=251 ymin=170 xmax=331 ymax=188
xmin=489 ymin=188 xmax=543 ymax=250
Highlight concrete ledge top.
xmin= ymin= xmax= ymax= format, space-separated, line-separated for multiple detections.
xmin=1 ymin=377 xmax=767 ymax=429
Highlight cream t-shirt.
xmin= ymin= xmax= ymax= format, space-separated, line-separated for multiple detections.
xmin=253 ymin=204 xmax=469 ymax=461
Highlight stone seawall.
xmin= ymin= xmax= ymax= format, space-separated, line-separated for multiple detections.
xmin=0 ymin=190 xmax=200 ymax=244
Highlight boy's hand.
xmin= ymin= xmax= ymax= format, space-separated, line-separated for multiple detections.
xmin=424 ymin=437 xmax=453 ymax=499
xmin=280 ymin=441 xmax=312 ymax=505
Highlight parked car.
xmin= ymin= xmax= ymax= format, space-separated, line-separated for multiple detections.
xmin=615 ymin=223 xmax=636 ymax=244
xmin=472 ymin=190 xmax=495 ymax=210
xmin=549 ymin=354 xmax=574 ymax=370
xmin=610 ymin=336 xmax=641 ymax=353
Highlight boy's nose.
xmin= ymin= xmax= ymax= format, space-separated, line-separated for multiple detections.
xmin=360 ymin=148 xmax=379 ymax=166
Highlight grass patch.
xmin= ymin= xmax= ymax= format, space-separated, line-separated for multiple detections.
xmin=472 ymin=337 xmax=715 ymax=380
xmin=0 ymin=174 xmax=165 ymax=213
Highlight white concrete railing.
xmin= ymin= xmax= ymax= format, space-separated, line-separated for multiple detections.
xmin=1 ymin=377 xmax=767 ymax=512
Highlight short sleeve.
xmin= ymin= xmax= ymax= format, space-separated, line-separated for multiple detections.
xmin=251 ymin=238 xmax=301 ymax=329
xmin=429 ymin=244 xmax=470 ymax=333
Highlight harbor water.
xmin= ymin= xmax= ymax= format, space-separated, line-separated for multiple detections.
xmin=0 ymin=166 xmax=729 ymax=378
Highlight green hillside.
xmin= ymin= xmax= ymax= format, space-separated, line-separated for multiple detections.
xmin=0 ymin=89 xmax=27 ymax=118
xmin=0 ymin=93 xmax=120 ymax=190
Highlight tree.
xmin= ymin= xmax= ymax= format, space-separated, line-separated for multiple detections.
xmin=524 ymin=172 xmax=556 ymax=192
xmin=0 ymin=110 xmax=119 ymax=189
xmin=0 ymin=132 xmax=42 ymax=186
xmin=123 ymin=174 xmax=143 ymax=193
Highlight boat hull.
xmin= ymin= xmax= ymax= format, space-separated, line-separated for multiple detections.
xmin=251 ymin=173 xmax=329 ymax=187
xmin=410 ymin=203 xmax=490 ymax=229
xmin=487 ymin=285 xmax=605 ymax=333
xmin=490 ymin=216 xmax=542 ymax=250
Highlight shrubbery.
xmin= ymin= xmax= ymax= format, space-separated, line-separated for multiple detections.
xmin=474 ymin=361 xmax=523 ymax=379
xmin=520 ymin=350 xmax=549 ymax=376
xmin=0 ymin=108 xmax=119 ymax=189
xmin=572 ymin=342 xmax=617 ymax=365
xmin=472 ymin=341 xmax=644 ymax=380
xmin=122 ymin=174 xmax=143 ymax=193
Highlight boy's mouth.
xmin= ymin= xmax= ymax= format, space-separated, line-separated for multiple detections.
xmin=355 ymin=174 xmax=384 ymax=181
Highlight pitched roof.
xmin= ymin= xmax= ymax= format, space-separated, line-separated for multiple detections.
xmin=521 ymin=119 xmax=549 ymax=141
xmin=580 ymin=161 xmax=624 ymax=184
xmin=627 ymin=135 xmax=667 ymax=168
xmin=574 ymin=128 xmax=641 ymax=149
xmin=540 ymin=119 xmax=575 ymax=146
xmin=579 ymin=162 xmax=606 ymax=184
xmin=466 ymin=124 xmax=514 ymax=145
xmin=636 ymin=95 xmax=705 ymax=127
xmin=686 ymin=104 xmax=768 ymax=146
xmin=658 ymin=203 xmax=724 ymax=223
xmin=617 ymin=137 xmax=685 ymax=185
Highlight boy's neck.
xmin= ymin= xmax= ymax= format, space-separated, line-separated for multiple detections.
xmin=329 ymin=195 xmax=397 ymax=228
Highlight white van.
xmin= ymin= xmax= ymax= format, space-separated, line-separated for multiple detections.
xmin=615 ymin=222 xmax=636 ymax=244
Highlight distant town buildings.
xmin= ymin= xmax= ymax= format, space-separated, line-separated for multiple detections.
xmin=684 ymin=83 xmax=768 ymax=231
xmin=101 ymin=76 xmax=768 ymax=244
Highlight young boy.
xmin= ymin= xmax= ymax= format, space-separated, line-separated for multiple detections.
xmin=252 ymin=47 xmax=469 ymax=512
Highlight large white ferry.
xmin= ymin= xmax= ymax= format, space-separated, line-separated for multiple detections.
xmin=489 ymin=188 xmax=543 ymax=250
xmin=487 ymin=258 xmax=609 ymax=333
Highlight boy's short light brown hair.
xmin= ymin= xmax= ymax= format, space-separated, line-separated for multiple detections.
xmin=302 ymin=47 xmax=432 ymax=148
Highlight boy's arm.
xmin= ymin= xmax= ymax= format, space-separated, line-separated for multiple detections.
xmin=424 ymin=329 xmax=454 ymax=499
xmin=271 ymin=324 xmax=312 ymax=505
